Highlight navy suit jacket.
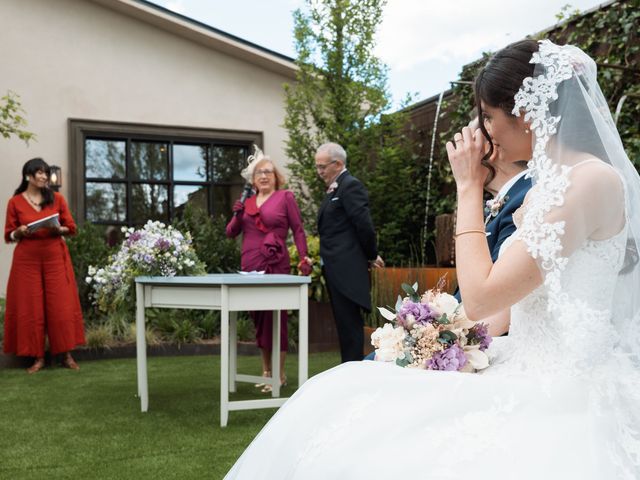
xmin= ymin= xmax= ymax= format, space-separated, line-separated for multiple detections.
xmin=454 ymin=174 xmax=532 ymax=301
xmin=318 ymin=171 xmax=378 ymax=311
xmin=485 ymin=174 xmax=531 ymax=262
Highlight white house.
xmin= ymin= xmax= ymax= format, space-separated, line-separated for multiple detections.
xmin=0 ymin=0 xmax=298 ymax=294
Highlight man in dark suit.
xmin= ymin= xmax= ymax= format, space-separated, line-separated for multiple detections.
xmin=484 ymin=168 xmax=530 ymax=263
xmin=315 ymin=143 xmax=384 ymax=362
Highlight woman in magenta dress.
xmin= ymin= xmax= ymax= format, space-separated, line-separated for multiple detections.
xmin=226 ymin=154 xmax=311 ymax=391
xmin=4 ymin=158 xmax=85 ymax=373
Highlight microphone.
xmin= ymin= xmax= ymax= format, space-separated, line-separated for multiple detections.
xmin=234 ymin=183 xmax=254 ymax=216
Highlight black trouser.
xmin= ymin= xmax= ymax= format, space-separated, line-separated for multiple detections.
xmin=326 ymin=279 xmax=364 ymax=363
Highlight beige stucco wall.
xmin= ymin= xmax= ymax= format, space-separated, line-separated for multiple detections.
xmin=0 ymin=0 xmax=295 ymax=295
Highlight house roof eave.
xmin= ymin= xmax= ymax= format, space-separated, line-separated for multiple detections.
xmin=89 ymin=0 xmax=298 ymax=79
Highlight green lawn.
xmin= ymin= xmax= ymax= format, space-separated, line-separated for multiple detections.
xmin=0 ymin=352 xmax=340 ymax=479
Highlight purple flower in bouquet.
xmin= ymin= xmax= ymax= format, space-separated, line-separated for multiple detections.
xmin=397 ymin=301 xmax=438 ymax=327
xmin=155 ymin=238 xmax=171 ymax=251
xmin=127 ymin=231 xmax=143 ymax=245
xmin=473 ymin=323 xmax=492 ymax=351
xmin=427 ymin=344 xmax=467 ymax=371
xmin=467 ymin=323 xmax=492 ymax=351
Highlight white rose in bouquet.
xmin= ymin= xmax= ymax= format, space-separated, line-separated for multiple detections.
xmin=371 ymin=323 xmax=405 ymax=362
xmin=431 ymin=292 xmax=462 ymax=319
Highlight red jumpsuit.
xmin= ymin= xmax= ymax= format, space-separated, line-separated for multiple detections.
xmin=3 ymin=192 xmax=85 ymax=357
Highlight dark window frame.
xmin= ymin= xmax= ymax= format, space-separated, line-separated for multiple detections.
xmin=69 ymin=119 xmax=262 ymax=225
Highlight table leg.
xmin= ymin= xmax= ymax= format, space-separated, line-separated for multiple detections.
xmin=272 ymin=309 xmax=281 ymax=398
xmin=135 ymin=283 xmax=148 ymax=412
xmin=299 ymin=284 xmax=309 ymax=386
xmin=220 ymin=285 xmax=229 ymax=427
xmin=229 ymin=311 xmax=237 ymax=393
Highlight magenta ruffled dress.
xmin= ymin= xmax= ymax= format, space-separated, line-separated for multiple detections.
xmin=226 ymin=190 xmax=308 ymax=351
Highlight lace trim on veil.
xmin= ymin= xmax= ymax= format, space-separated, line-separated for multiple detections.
xmin=511 ymin=40 xmax=575 ymax=309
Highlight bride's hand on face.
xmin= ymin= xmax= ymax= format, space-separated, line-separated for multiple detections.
xmin=446 ymin=126 xmax=489 ymax=191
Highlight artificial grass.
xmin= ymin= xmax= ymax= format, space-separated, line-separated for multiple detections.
xmin=0 ymin=352 xmax=341 ymax=479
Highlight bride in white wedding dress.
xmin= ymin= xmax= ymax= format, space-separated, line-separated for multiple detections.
xmin=226 ymin=40 xmax=640 ymax=479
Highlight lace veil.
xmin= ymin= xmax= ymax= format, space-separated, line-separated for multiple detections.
xmin=512 ymin=40 xmax=640 ymax=362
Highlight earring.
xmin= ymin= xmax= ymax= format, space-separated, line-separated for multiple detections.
xmin=524 ymin=127 xmax=530 ymax=134
xmin=25 ymin=176 xmax=29 ymax=182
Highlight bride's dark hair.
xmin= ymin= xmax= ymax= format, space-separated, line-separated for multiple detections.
xmin=14 ymin=157 xmax=54 ymax=207
xmin=474 ymin=39 xmax=540 ymax=174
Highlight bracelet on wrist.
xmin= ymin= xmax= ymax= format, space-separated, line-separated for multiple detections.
xmin=454 ymin=229 xmax=486 ymax=238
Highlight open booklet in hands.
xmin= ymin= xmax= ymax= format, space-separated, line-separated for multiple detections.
xmin=27 ymin=213 xmax=60 ymax=233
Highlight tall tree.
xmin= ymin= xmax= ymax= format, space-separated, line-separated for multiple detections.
xmin=284 ymin=0 xmax=427 ymax=265
xmin=284 ymin=0 xmax=390 ymax=228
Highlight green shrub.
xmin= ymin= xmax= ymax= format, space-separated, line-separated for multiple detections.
xmin=287 ymin=311 xmax=299 ymax=351
xmin=119 ymin=323 xmax=162 ymax=346
xmin=104 ymin=306 xmax=133 ymax=340
xmin=235 ymin=314 xmax=256 ymax=342
xmin=144 ymin=309 xmax=198 ymax=345
xmin=146 ymin=308 xmax=176 ymax=338
xmin=289 ymin=235 xmax=328 ymax=302
xmin=85 ymin=324 xmax=114 ymax=349
xmin=166 ymin=317 xmax=203 ymax=345
xmin=172 ymin=203 xmax=240 ymax=273
xmin=193 ymin=310 xmax=220 ymax=339
xmin=67 ymin=222 xmax=114 ymax=322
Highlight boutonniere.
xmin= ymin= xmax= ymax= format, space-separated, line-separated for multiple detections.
xmin=326 ymin=181 xmax=338 ymax=194
xmin=484 ymin=195 xmax=508 ymax=225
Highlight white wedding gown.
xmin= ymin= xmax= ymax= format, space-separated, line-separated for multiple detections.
xmin=226 ymin=224 xmax=640 ymax=479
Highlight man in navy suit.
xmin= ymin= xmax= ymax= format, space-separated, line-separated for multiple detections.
xmin=483 ymin=165 xmax=530 ymax=263
xmin=316 ymin=142 xmax=384 ymax=362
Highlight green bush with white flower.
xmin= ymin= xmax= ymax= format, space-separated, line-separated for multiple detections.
xmin=86 ymin=221 xmax=206 ymax=313
xmin=289 ymin=235 xmax=328 ymax=302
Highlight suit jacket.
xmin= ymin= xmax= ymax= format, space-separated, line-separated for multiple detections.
xmin=485 ymin=174 xmax=532 ymax=262
xmin=318 ymin=171 xmax=378 ymax=311
xmin=454 ymin=174 xmax=532 ymax=302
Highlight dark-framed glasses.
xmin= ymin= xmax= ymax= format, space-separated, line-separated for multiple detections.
xmin=315 ymin=160 xmax=337 ymax=172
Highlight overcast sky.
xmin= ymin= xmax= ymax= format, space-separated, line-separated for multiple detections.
xmin=151 ymin=0 xmax=605 ymax=107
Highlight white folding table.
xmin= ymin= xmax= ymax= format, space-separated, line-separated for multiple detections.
xmin=134 ymin=274 xmax=310 ymax=426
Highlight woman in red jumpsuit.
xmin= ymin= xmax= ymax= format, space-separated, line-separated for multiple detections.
xmin=3 ymin=158 xmax=85 ymax=373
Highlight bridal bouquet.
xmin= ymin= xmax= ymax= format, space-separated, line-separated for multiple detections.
xmin=372 ymin=282 xmax=492 ymax=372
xmin=86 ymin=220 xmax=205 ymax=312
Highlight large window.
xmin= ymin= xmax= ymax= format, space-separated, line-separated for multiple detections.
xmin=70 ymin=120 xmax=261 ymax=230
